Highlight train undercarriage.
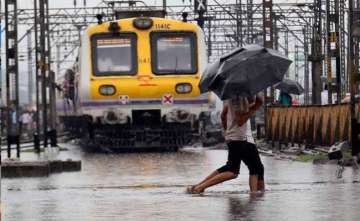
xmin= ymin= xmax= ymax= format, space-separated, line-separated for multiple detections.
xmin=61 ymin=113 xmax=194 ymax=152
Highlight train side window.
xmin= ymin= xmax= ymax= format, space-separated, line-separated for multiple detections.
xmin=91 ymin=33 xmax=137 ymax=76
xmin=150 ymin=32 xmax=197 ymax=75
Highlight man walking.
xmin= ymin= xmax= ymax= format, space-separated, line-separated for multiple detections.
xmin=187 ymin=95 xmax=265 ymax=194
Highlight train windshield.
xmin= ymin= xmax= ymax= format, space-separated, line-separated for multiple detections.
xmin=92 ymin=33 xmax=137 ymax=76
xmin=151 ymin=32 xmax=197 ymax=75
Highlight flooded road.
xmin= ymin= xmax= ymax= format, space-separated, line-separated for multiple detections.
xmin=2 ymin=143 xmax=360 ymax=221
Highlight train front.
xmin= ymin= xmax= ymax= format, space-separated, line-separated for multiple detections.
xmin=72 ymin=17 xmax=214 ymax=151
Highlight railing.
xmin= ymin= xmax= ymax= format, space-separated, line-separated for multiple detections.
xmin=265 ymin=104 xmax=359 ymax=146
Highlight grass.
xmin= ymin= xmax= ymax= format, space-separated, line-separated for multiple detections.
xmin=21 ymin=147 xmax=69 ymax=153
xmin=295 ymin=153 xmax=328 ymax=162
xmin=342 ymin=148 xmax=352 ymax=159
xmin=295 ymin=148 xmax=353 ymax=163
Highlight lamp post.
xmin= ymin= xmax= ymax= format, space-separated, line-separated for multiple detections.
xmin=349 ymin=0 xmax=360 ymax=159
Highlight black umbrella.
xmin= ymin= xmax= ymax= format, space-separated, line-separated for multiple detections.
xmin=199 ymin=44 xmax=292 ymax=100
xmin=275 ymin=79 xmax=304 ymax=95
xmin=198 ymin=60 xmax=220 ymax=94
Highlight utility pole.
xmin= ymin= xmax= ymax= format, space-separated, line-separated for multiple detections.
xmin=303 ymin=26 xmax=310 ymax=104
xmin=39 ymin=0 xmax=49 ymax=148
xmin=295 ymin=44 xmax=299 ymax=82
xmin=247 ymin=0 xmax=254 ymax=44
xmin=207 ymin=19 xmax=212 ymax=61
xmin=163 ymin=0 xmax=167 ymax=14
xmin=284 ymin=31 xmax=289 ymax=78
xmin=34 ymin=0 xmax=56 ymax=148
xmin=0 ymin=0 xmax=3 ymax=145
xmin=34 ymin=0 xmax=41 ymax=152
xmin=309 ymin=0 xmax=323 ymax=105
xmin=349 ymin=0 xmax=360 ymax=159
xmin=47 ymin=0 xmax=57 ymax=147
xmin=27 ymin=29 xmax=33 ymax=107
xmin=236 ymin=0 xmax=242 ymax=46
xmin=56 ymin=44 xmax=61 ymax=79
xmin=273 ymin=13 xmax=279 ymax=51
xmin=5 ymin=0 xmax=20 ymax=158
xmin=262 ymin=0 xmax=273 ymax=136
xmin=339 ymin=0 xmax=346 ymax=96
xmin=326 ymin=0 xmax=341 ymax=104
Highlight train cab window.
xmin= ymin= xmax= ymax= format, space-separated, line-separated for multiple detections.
xmin=91 ymin=33 xmax=137 ymax=76
xmin=151 ymin=32 xmax=197 ymax=75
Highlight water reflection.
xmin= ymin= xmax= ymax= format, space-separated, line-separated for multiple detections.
xmin=227 ymin=194 xmax=261 ymax=221
xmin=2 ymin=144 xmax=360 ymax=220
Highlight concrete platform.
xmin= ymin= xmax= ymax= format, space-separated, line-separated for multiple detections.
xmin=1 ymin=159 xmax=81 ymax=178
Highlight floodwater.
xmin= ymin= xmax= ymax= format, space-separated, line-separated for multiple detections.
xmin=2 ymin=143 xmax=360 ymax=221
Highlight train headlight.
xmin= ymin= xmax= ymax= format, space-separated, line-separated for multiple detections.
xmin=133 ymin=17 xmax=153 ymax=30
xmin=99 ymin=85 xmax=116 ymax=96
xmin=176 ymin=83 xmax=192 ymax=94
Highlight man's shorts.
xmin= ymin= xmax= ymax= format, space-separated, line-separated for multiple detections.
xmin=217 ymin=140 xmax=264 ymax=180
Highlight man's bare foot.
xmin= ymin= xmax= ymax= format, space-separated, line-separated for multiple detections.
xmin=186 ymin=185 xmax=204 ymax=194
xmin=257 ymin=180 xmax=265 ymax=191
xmin=186 ymin=185 xmax=195 ymax=193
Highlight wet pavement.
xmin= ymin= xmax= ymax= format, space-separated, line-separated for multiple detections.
xmin=2 ymin=143 xmax=360 ymax=221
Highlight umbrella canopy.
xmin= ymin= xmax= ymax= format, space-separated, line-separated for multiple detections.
xmin=199 ymin=44 xmax=292 ymax=100
xmin=275 ymin=79 xmax=304 ymax=95
xmin=199 ymin=60 xmax=220 ymax=94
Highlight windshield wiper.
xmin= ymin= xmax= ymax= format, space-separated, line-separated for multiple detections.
xmin=174 ymin=56 xmax=179 ymax=74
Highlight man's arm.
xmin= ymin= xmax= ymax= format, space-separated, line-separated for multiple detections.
xmin=235 ymin=96 xmax=263 ymax=126
xmin=221 ymin=105 xmax=228 ymax=130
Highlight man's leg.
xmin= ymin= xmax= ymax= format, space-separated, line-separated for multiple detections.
xmin=194 ymin=170 xmax=220 ymax=187
xmin=255 ymin=152 xmax=265 ymax=191
xmin=242 ymin=142 xmax=265 ymax=192
xmin=257 ymin=179 xmax=265 ymax=191
xmin=249 ymin=175 xmax=258 ymax=192
xmin=193 ymin=171 xmax=238 ymax=193
xmin=190 ymin=141 xmax=241 ymax=193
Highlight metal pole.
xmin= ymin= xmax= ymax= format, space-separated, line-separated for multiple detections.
xmin=349 ymin=0 xmax=355 ymax=120
xmin=326 ymin=0 xmax=341 ymax=104
xmin=27 ymin=29 xmax=33 ymax=107
xmin=349 ymin=0 xmax=360 ymax=157
xmin=163 ymin=0 xmax=167 ymax=14
xmin=236 ymin=0 xmax=242 ymax=46
xmin=45 ymin=0 xmax=57 ymax=147
xmin=284 ymin=31 xmax=289 ymax=78
xmin=56 ymin=44 xmax=60 ymax=79
xmin=39 ymin=0 xmax=48 ymax=148
xmin=0 ymin=0 xmax=3 ymax=152
xmin=263 ymin=0 xmax=273 ymax=137
xmin=295 ymin=44 xmax=299 ymax=82
xmin=325 ymin=0 xmax=333 ymax=104
xmin=339 ymin=0 xmax=346 ymax=96
xmin=334 ymin=0 xmax=342 ymax=103
xmin=304 ymin=26 xmax=310 ymax=105
xmin=207 ymin=19 xmax=212 ymax=62
xmin=5 ymin=0 xmax=20 ymax=158
xmin=34 ymin=0 xmax=41 ymax=152
xmin=247 ymin=0 xmax=254 ymax=44
xmin=310 ymin=0 xmax=323 ymax=105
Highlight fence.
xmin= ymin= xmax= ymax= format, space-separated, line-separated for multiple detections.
xmin=265 ymin=104 xmax=360 ymax=146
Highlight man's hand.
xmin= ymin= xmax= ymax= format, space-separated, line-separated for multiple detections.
xmin=251 ymin=95 xmax=263 ymax=111
xmin=235 ymin=95 xmax=263 ymax=127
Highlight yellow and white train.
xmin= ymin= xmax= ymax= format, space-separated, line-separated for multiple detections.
xmin=58 ymin=16 xmax=215 ymax=151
